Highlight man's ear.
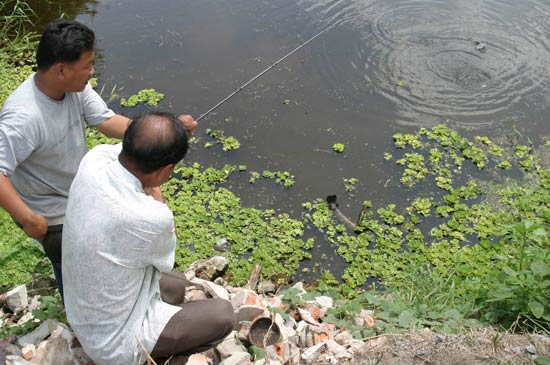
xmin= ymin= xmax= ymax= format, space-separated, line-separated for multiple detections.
xmin=53 ymin=62 xmax=66 ymax=79
xmin=157 ymin=163 xmax=175 ymax=181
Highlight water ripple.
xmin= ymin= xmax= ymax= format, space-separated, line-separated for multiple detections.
xmin=300 ymin=0 xmax=550 ymax=127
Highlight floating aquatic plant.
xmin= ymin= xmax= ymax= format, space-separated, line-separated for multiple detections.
xmin=333 ymin=143 xmax=345 ymax=153
xmin=206 ymin=128 xmax=241 ymax=151
xmin=120 ymin=88 xmax=165 ymax=107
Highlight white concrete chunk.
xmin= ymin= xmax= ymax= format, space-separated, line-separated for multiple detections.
xmin=218 ymin=351 xmax=251 ymax=365
xmin=6 ymin=285 xmax=28 ymax=313
xmin=297 ymin=308 xmax=319 ymax=325
xmin=300 ymin=342 xmax=326 ymax=363
xmin=215 ymin=331 xmax=245 ymax=360
xmin=6 ymin=355 xmax=35 ymax=365
xmin=191 ymin=278 xmax=230 ymax=300
xmin=234 ymin=306 xmax=267 ymax=325
xmin=17 ymin=319 xmax=59 ymax=347
xmin=334 ymin=330 xmax=354 ymax=346
xmin=314 ymin=296 xmax=333 ymax=309
xmin=325 ymin=339 xmax=352 ymax=359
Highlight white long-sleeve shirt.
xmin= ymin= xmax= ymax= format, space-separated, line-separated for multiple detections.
xmin=62 ymin=143 xmax=180 ymax=365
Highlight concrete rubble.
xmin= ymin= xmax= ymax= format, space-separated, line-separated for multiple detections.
xmin=0 ymin=256 xmax=452 ymax=365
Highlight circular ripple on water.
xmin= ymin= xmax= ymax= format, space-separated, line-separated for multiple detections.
xmin=305 ymin=0 xmax=550 ymax=127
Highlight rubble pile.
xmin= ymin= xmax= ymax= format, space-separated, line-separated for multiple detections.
xmin=3 ymin=256 xmax=549 ymax=365
xmin=1 ymin=256 xmax=378 ymax=365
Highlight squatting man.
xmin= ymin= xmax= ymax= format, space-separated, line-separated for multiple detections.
xmin=63 ymin=112 xmax=236 ymax=365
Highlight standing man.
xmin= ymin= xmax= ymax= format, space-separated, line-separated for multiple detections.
xmin=62 ymin=112 xmax=235 ymax=365
xmin=0 ymin=20 xmax=196 ymax=297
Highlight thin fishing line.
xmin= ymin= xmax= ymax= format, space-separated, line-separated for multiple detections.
xmin=196 ymin=27 xmax=330 ymax=122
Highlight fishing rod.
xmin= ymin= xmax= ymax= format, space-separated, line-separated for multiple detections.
xmin=196 ymin=27 xmax=329 ymax=122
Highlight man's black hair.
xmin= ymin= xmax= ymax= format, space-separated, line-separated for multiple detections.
xmin=36 ymin=20 xmax=95 ymax=71
xmin=121 ymin=112 xmax=189 ymax=174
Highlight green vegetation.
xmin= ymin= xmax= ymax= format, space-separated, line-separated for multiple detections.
xmin=1 ymin=2 xmax=548 ymax=336
xmin=163 ymin=163 xmax=312 ymax=284
xmin=262 ymin=170 xmax=295 ymax=188
xmin=120 ymin=88 xmax=165 ymax=107
xmin=304 ymin=125 xmax=550 ymax=332
xmin=343 ymin=177 xmax=358 ymax=192
xmin=206 ymin=128 xmax=241 ymax=151
xmin=0 ymin=1 xmax=37 ymax=106
xmin=280 ymin=285 xmax=483 ymax=339
xmin=332 ymin=143 xmax=345 ymax=153
xmin=0 ymin=211 xmax=51 ymax=289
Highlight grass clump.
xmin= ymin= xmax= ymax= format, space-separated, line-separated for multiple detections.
xmin=0 ymin=211 xmax=51 ymax=289
xmin=0 ymin=1 xmax=37 ymax=106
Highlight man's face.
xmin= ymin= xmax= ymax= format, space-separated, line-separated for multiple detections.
xmin=63 ymin=50 xmax=95 ymax=92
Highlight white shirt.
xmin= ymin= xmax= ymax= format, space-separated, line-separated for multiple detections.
xmin=62 ymin=143 xmax=181 ymax=365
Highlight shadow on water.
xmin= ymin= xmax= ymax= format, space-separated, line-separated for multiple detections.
xmin=0 ymin=0 xmax=99 ymax=33
xmin=34 ymin=0 xmax=550 ymax=282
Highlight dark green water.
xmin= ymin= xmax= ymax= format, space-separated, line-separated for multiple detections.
xmin=27 ymin=0 xmax=550 ymax=278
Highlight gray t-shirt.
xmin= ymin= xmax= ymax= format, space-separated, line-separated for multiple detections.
xmin=0 ymin=73 xmax=115 ymax=225
xmin=62 ymin=143 xmax=181 ymax=365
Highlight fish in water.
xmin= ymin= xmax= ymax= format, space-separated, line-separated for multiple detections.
xmin=474 ymin=41 xmax=487 ymax=52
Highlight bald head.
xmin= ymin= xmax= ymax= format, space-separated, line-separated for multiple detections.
xmin=121 ymin=112 xmax=188 ymax=173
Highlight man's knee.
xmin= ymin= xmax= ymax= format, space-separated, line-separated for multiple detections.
xmin=160 ymin=271 xmax=189 ymax=305
xmin=211 ymin=299 xmax=236 ymax=337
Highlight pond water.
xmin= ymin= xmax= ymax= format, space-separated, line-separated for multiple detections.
xmin=35 ymin=0 xmax=550 ymax=275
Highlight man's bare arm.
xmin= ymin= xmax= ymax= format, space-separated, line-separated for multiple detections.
xmin=95 ymin=114 xmax=133 ymax=139
xmin=96 ymin=114 xmax=197 ymax=140
xmin=0 ymin=174 xmax=47 ymax=238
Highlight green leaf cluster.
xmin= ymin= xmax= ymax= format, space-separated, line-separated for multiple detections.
xmin=262 ymin=170 xmax=295 ymax=188
xmin=343 ymin=177 xmax=358 ymax=192
xmin=120 ymin=88 xmax=165 ymax=107
xmin=332 ymin=143 xmax=345 ymax=153
xmin=206 ymin=129 xmax=241 ymax=151
xmin=476 ymin=220 xmax=550 ymax=329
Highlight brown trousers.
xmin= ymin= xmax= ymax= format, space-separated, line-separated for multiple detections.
xmin=150 ymin=272 xmax=236 ymax=364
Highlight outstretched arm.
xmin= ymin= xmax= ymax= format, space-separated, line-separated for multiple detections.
xmin=95 ymin=114 xmax=133 ymax=139
xmin=96 ymin=114 xmax=197 ymax=139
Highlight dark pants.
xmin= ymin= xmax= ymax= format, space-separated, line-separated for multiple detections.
xmin=37 ymin=224 xmax=64 ymax=300
xmin=14 ymin=221 xmax=64 ymax=300
xmin=151 ymin=272 xmax=236 ymax=364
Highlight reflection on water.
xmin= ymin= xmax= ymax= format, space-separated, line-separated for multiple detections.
xmin=1 ymin=0 xmax=100 ymax=33
xmin=300 ymin=0 xmax=550 ymax=126
xmin=28 ymin=0 xmax=550 ymax=131
xmin=67 ymin=0 xmax=550 ymax=130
